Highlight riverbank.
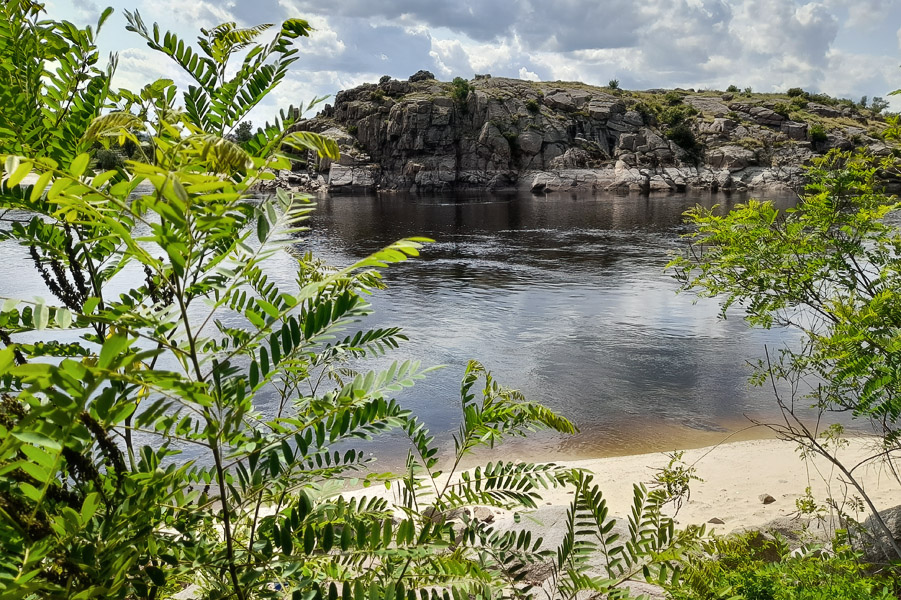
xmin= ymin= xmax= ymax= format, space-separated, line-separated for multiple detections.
xmin=348 ymin=436 xmax=899 ymax=536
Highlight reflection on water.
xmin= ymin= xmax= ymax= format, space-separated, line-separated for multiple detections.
xmin=294 ymin=190 xmax=826 ymax=463
xmin=0 ymin=188 xmax=830 ymax=465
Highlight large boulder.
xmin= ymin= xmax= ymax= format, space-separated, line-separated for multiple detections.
xmin=707 ymin=145 xmax=758 ymax=171
xmin=860 ymin=505 xmax=901 ymax=564
xmin=780 ymin=121 xmax=808 ymax=140
xmin=408 ymin=69 xmax=435 ymax=82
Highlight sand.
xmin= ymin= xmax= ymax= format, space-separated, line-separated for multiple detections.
xmin=346 ymin=436 xmax=901 ymax=536
xmin=550 ymin=436 xmax=900 ymax=533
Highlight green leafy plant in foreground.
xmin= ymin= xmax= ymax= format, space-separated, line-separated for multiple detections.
xmin=667 ymin=532 xmax=898 ymax=600
xmin=0 ymin=3 xmax=705 ymax=600
xmin=669 ymin=148 xmax=901 ymax=561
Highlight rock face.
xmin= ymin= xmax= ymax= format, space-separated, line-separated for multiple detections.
xmin=292 ymin=75 xmax=891 ymax=194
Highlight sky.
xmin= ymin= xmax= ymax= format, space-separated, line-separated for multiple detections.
xmin=47 ymin=0 xmax=901 ymax=125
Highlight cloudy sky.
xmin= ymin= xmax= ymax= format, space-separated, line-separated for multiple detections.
xmin=48 ymin=0 xmax=901 ymax=124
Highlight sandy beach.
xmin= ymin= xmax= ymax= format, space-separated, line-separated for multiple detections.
xmin=550 ymin=436 xmax=900 ymax=533
xmin=348 ymin=436 xmax=901 ymax=537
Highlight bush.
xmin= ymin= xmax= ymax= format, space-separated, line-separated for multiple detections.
xmin=451 ymin=76 xmax=471 ymax=102
xmin=370 ymin=88 xmax=385 ymax=103
xmin=726 ymin=84 xmax=740 ymax=93
xmin=608 ymin=78 xmax=620 ymax=90
xmin=666 ymin=122 xmax=702 ymax=158
xmin=526 ymin=98 xmax=540 ymax=112
xmin=787 ymin=87 xmax=808 ymax=98
xmin=634 ymin=101 xmax=658 ymax=125
xmin=743 ymin=86 xmax=753 ymax=96
xmin=773 ymin=102 xmax=791 ymax=118
xmin=664 ymin=90 xmax=684 ymax=106
xmin=871 ymin=96 xmax=889 ymax=114
xmin=94 ymin=147 xmax=123 ymax=169
xmin=660 ymin=104 xmax=698 ymax=126
xmin=809 ymin=123 xmax=828 ymax=144
xmin=668 ymin=533 xmax=899 ymax=600
xmin=790 ymin=96 xmax=809 ymax=110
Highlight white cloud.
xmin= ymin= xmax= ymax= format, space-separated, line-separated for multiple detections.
xmin=518 ymin=67 xmax=540 ymax=81
xmin=41 ymin=0 xmax=901 ymax=120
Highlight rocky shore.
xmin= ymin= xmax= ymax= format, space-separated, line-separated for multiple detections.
xmin=284 ymin=72 xmax=897 ymax=195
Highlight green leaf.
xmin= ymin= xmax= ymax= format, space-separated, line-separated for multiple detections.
xmin=55 ymin=308 xmax=72 ymax=329
xmin=12 ymin=432 xmax=62 ymax=452
xmin=99 ymin=333 xmax=129 ymax=369
xmin=30 ymin=171 xmax=53 ymax=199
xmin=80 ymin=492 xmax=100 ymax=523
xmin=33 ymin=303 xmax=49 ymax=330
xmin=5 ymin=155 xmax=19 ymax=175
xmin=8 ymin=161 xmax=32 ymax=187
xmin=70 ymin=153 xmax=90 ymax=177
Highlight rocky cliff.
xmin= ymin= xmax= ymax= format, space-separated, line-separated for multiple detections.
xmin=289 ymin=71 xmax=897 ymax=194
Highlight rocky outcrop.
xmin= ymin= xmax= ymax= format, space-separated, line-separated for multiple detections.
xmin=288 ymin=75 xmax=894 ymax=194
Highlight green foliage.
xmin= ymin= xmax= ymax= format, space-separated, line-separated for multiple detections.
xmin=122 ymin=10 xmax=326 ymax=144
xmin=660 ymin=104 xmax=699 ymax=127
xmin=871 ymin=96 xmax=889 ymax=115
xmin=232 ymin=120 xmax=253 ymax=145
xmin=743 ymin=86 xmax=753 ymax=97
xmin=664 ymin=91 xmax=684 ymax=106
xmin=0 ymin=5 xmax=705 ymax=600
xmin=608 ymin=79 xmax=620 ymax=90
xmin=670 ymin=149 xmax=901 ymax=454
xmin=0 ymin=1 xmax=115 ymax=169
xmin=773 ymin=102 xmax=790 ymax=118
xmin=451 ymin=76 xmax=471 ymax=102
xmin=790 ymin=95 xmax=809 ymax=110
xmin=667 ymin=123 xmax=702 ymax=158
xmin=787 ymin=87 xmax=808 ymax=98
xmin=526 ymin=98 xmax=540 ymax=113
xmin=651 ymin=451 xmax=702 ymax=513
xmin=726 ymin=85 xmax=740 ymax=93
xmin=667 ymin=533 xmax=898 ymax=600
xmin=94 ymin=147 xmax=123 ymax=169
xmin=809 ymin=123 xmax=828 ymax=145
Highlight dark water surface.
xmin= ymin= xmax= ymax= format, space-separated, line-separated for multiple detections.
xmin=300 ymin=190 xmax=808 ymax=461
xmin=0 ymin=189 xmax=818 ymax=464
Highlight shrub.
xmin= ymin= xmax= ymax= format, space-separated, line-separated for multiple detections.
xmin=743 ymin=86 xmax=753 ymax=96
xmin=666 ymin=122 xmax=702 ymax=158
xmin=809 ymin=92 xmax=838 ymax=106
xmin=347 ymin=123 xmax=358 ymax=135
xmin=608 ymin=78 xmax=620 ymax=90
xmin=526 ymin=98 xmax=540 ymax=112
xmin=871 ymin=96 xmax=889 ymax=114
xmin=726 ymin=84 xmax=740 ymax=93
xmin=790 ymin=96 xmax=809 ymax=110
xmin=667 ymin=533 xmax=899 ymax=600
xmin=773 ymin=102 xmax=791 ymax=118
xmin=94 ymin=147 xmax=123 ymax=169
xmin=787 ymin=87 xmax=808 ymax=98
xmin=664 ymin=90 xmax=684 ymax=106
xmin=451 ymin=76 xmax=471 ymax=101
xmin=660 ymin=104 xmax=698 ymax=126
xmin=370 ymin=88 xmax=385 ymax=103
xmin=809 ymin=123 xmax=828 ymax=144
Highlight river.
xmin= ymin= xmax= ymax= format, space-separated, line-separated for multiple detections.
xmin=0 ymin=189 xmax=818 ymax=465
xmin=299 ymin=190 xmax=811 ymax=462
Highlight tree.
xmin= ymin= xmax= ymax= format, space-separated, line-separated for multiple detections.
xmin=669 ymin=149 xmax=901 ymax=560
xmin=233 ymin=120 xmax=254 ymax=145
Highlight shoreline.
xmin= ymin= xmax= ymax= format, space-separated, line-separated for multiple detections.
xmin=347 ymin=436 xmax=899 ymax=537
